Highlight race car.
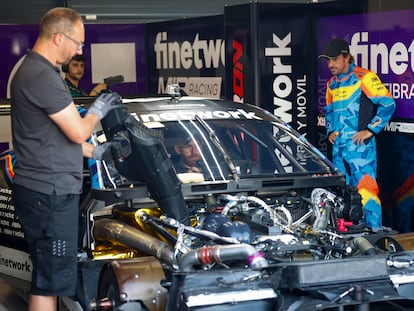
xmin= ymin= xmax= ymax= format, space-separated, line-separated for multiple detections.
xmin=0 ymin=86 xmax=414 ymax=311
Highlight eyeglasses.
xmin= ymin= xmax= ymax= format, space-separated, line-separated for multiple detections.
xmin=56 ymin=32 xmax=84 ymax=51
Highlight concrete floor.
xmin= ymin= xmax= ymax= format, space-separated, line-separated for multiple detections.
xmin=0 ymin=278 xmax=27 ymax=311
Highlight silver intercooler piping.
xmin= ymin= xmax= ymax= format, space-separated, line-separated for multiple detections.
xmin=179 ymin=243 xmax=268 ymax=272
xmin=93 ymin=218 xmax=175 ymax=267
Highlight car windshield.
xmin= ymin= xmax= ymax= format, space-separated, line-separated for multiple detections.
xmin=157 ymin=118 xmax=334 ymax=182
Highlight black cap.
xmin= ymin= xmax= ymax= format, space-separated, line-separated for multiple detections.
xmin=318 ymin=38 xmax=350 ymax=59
xmin=173 ymin=133 xmax=199 ymax=145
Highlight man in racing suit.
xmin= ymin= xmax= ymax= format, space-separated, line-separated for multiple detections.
xmin=319 ymin=38 xmax=396 ymax=228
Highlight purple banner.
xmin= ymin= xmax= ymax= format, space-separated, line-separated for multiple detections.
xmin=317 ymin=9 xmax=414 ymax=120
xmin=0 ymin=24 xmax=146 ymax=98
xmin=0 ymin=25 xmax=38 ymax=99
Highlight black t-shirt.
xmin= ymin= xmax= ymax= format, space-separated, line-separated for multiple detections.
xmin=11 ymin=50 xmax=83 ymax=195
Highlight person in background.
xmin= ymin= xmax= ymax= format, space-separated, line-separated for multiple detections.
xmin=64 ymin=54 xmax=113 ymax=189
xmin=319 ymin=38 xmax=396 ymax=229
xmin=11 ymin=7 xmax=120 ymax=311
xmin=64 ymin=54 xmax=109 ymax=189
xmin=173 ymin=136 xmax=203 ymax=174
xmin=63 ymin=54 xmax=107 ymax=97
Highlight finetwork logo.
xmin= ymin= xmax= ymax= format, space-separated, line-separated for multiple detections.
xmin=0 ymin=254 xmax=31 ymax=272
xmin=264 ymin=33 xmax=293 ymax=124
xmin=154 ymin=32 xmax=225 ymax=98
xmin=154 ymin=32 xmax=225 ymax=70
xmin=350 ymin=31 xmax=414 ymax=101
xmin=264 ymin=32 xmax=309 ymax=135
xmin=0 ymin=246 xmax=32 ymax=281
xmin=350 ymin=31 xmax=414 ymax=75
xmin=136 ymin=108 xmax=263 ymax=123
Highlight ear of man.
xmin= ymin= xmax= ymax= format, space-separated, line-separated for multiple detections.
xmin=62 ymin=63 xmax=69 ymax=73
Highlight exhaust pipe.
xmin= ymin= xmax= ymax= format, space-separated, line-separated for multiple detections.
xmin=93 ymin=218 xmax=174 ymax=267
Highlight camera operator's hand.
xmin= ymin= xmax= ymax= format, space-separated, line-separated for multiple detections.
xmin=87 ymin=92 xmax=122 ymax=120
xmin=92 ymin=141 xmax=121 ymax=161
xmin=89 ymin=82 xmax=108 ymax=96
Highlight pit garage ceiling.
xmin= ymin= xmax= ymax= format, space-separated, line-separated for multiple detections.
xmin=0 ymin=0 xmax=331 ymax=24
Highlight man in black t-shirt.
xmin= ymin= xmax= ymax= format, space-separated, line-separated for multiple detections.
xmin=11 ymin=7 xmax=120 ymax=311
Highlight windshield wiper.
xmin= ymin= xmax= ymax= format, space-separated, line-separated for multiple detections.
xmin=195 ymin=115 xmax=240 ymax=181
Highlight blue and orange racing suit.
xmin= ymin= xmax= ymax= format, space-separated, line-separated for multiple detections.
xmin=325 ymin=63 xmax=396 ymax=229
xmin=325 ymin=62 xmax=396 ymax=188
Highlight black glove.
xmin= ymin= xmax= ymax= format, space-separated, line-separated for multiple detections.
xmin=92 ymin=142 xmax=120 ymax=161
xmin=87 ymin=92 xmax=122 ymax=120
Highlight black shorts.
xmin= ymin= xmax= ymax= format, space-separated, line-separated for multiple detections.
xmin=12 ymin=184 xmax=80 ymax=296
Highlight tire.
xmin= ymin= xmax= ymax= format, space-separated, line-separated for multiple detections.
xmin=97 ymin=265 xmax=121 ymax=305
